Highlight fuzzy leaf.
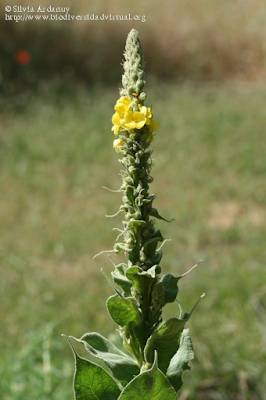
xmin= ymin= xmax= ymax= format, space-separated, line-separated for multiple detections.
xmin=107 ymin=294 xmax=141 ymax=328
xmin=73 ymin=332 xmax=139 ymax=386
xmin=118 ymin=354 xmax=177 ymax=400
xmin=125 ymin=265 xmax=160 ymax=297
xmin=126 ymin=266 xmax=146 ymax=296
xmin=152 ymin=249 xmax=163 ymax=264
xmin=64 ymin=336 xmax=120 ymax=400
xmin=150 ymin=207 xmax=174 ymax=223
xmin=166 ymin=329 xmax=194 ymax=392
xmin=128 ymin=219 xmax=146 ymax=228
xmin=160 ymin=274 xmax=180 ymax=305
xmin=140 ymin=264 xmax=161 ymax=278
xmin=112 ymin=264 xmax=132 ymax=296
xmin=143 ymin=230 xmax=164 ymax=247
xmin=144 ymin=319 xmax=185 ymax=373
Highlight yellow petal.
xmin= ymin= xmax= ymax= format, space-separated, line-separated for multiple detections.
xmin=115 ymin=103 xmax=126 ymax=114
xmin=113 ymin=138 xmax=124 ymax=152
xmin=112 ymin=112 xmax=121 ymax=125
xmin=112 ymin=124 xmax=120 ymax=136
xmin=121 ymin=111 xmax=146 ymax=130
xmin=117 ymin=96 xmax=131 ymax=106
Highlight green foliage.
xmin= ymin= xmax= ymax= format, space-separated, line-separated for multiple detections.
xmin=144 ymin=319 xmax=186 ymax=373
xmin=106 ymin=295 xmax=141 ymax=328
xmin=160 ymin=274 xmax=180 ymax=306
xmin=118 ymin=355 xmax=177 ymax=400
xmin=65 ymin=336 xmax=120 ymax=400
xmin=72 ymin=333 xmax=139 ymax=386
xmin=166 ymin=329 xmax=194 ymax=392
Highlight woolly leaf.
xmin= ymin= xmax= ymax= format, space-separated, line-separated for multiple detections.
xmin=118 ymin=354 xmax=177 ymax=400
xmin=126 ymin=266 xmax=146 ymax=296
xmin=72 ymin=332 xmax=139 ymax=386
xmin=166 ymin=328 xmax=194 ymax=392
xmin=152 ymin=249 xmax=163 ymax=264
xmin=107 ymin=294 xmax=141 ymax=328
xmin=111 ymin=264 xmax=132 ymax=296
xmin=150 ymin=207 xmax=174 ymax=223
xmin=63 ymin=336 xmax=120 ymax=400
xmin=140 ymin=264 xmax=161 ymax=278
xmin=144 ymin=319 xmax=185 ymax=373
xmin=126 ymin=265 xmax=160 ymax=297
xmin=143 ymin=230 xmax=164 ymax=247
xmin=160 ymin=274 xmax=180 ymax=305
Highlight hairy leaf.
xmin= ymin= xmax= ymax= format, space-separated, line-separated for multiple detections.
xmin=126 ymin=265 xmax=160 ymax=298
xmin=72 ymin=332 xmax=139 ymax=386
xmin=150 ymin=207 xmax=174 ymax=223
xmin=107 ymin=294 xmax=141 ymax=328
xmin=144 ymin=319 xmax=185 ymax=373
xmin=118 ymin=354 xmax=177 ymax=400
xmin=111 ymin=264 xmax=132 ymax=296
xmin=63 ymin=336 xmax=120 ymax=400
xmin=160 ymin=274 xmax=180 ymax=305
xmin=166 ymin=328 xmax=194 ymax=392
xmin=143 ymin=230 xmax=164 ymax=247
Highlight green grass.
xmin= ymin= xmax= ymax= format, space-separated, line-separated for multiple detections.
xmin=1 ymin=82 xmax=266 ymax=399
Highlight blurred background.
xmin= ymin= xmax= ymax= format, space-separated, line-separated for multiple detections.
xmin=1 ymin=1 xmax=266 ymax=399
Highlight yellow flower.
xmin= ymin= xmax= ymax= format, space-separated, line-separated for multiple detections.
xmin=112 ymin=97 xmax=133 ymax=135
xmin=121 ymin=110 xmax=146 ymax=130
xmin=112 ymin=96 xmax=159 ymax=136
xmin=112 ymin=124 xmax=120 ymax=135
xmin=140 ymin=105 xmax=152 ymax=119
xmin=113 ymin=138 xmax=124 ymax=152
xmin=138 ymin=105 xmax=152 ymax=125
xmin=114 ymin=97 xmax=131 ymax=115
xmin=112 ymin=112 xmax=121 ymax=136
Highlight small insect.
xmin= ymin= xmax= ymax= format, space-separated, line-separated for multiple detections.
xmin=132 ymin=92 xmax=139 ymax=98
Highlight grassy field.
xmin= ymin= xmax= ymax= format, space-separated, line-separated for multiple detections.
xmin=1 ymin=82 xmax=266 ymax=399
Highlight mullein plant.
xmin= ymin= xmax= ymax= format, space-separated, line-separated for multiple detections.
xmin=64 ymin=29 xmax=204 ymax=400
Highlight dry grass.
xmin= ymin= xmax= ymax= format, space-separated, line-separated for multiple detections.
xmin=2 ymin=0 xmax=266 ymax=84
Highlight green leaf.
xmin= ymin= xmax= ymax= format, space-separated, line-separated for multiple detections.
xmin=150 ymin=207 xmax=174 ymax=223
xmin=160 ymin=274 xmax=180 ymax=305
xmin=63 ymin=335 xmax=120 ymax=400
xmin=143 ymin=264 xmax=161 ymax=278
xmin=166 ymin=329 xmax=194 ymax=392
xmin=107 ymin=294 xmax=141 ymax=328
xmin=126 ymin=265 xmax=159 ymax=297
xmin=126 ymin=266 xmax=145 ymax=295
xmin=118 ymin=354 xmax=177 ymax=400
xmin=111 ymin=264 xmax=132 ymax=296
xmin=128 ymin=219 xmax=146 ymax=229
xmin=152 ymin=249 xmax=163 ymax=264
xmin=143 ymin=230 xmax=164 ymax=247
xmin=144 ymin=319 xmax=185 ymax=373
xmin=73 ymin=332 xmax=139 ymax=386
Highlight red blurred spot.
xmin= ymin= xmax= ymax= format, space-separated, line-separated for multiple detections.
xmin=15 ymin=50 xmax=31 ymax=65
